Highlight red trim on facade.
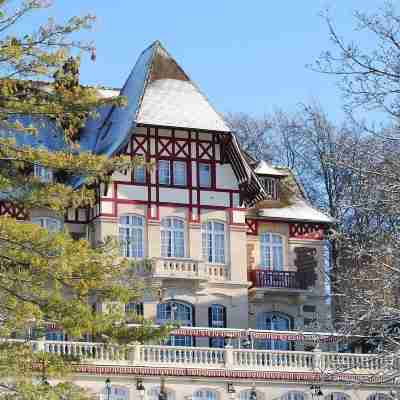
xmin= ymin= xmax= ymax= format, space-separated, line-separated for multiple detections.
xmin=289 ymin=223 xmax=325 ymax=240
xmin=72 ymin=364 xmax=383 ymax=384
xmin=0 ymin=202 xmax=28 ymax=220
xmin=246 ymin=219 xmax=259 ymax=235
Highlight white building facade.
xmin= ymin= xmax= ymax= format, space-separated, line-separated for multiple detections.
xmin=1 ymin=41 xmax=396 ymax=400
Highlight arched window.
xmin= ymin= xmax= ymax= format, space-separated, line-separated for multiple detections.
xmin=209 ymin=304 xmax=226 ymax=348
xmin=119 ymin=214 xmax=145 ymax=258
xmin=161 ymin=217 xmax=185 ymax=258
xmin=193 ymin=389 xmax=218 ymax=400
xmin=32 ymin=217 xmax=62 ymax=233
xmin=367 ymin=394 xmax=390 ymax=400
xmin=281 ymin=392 xmax=306 ymax=400
xmin=157 ymin=301 xmax=194 ymax=346
xmin=256 ymin=312 xmax=292 ymax=350
xmin=260 ymin=233 xmax=283 ymax=270
xmin=100 ymin=386 xmax=129 ymax=400
xmin=147 ymin=387 xmax=174 ymax=400
xmin=325 ymin=393 xmax=350 ymax=400
xmin=202 ymin=221 xmax=226 ymax=264
xmin=240 ymin=390 xmax=264 ymax=400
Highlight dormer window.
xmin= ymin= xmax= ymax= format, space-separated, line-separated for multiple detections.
xmin=34 ymin=163 xmax=53 ymax=183
xmin=261 ymin=177 xmax=279 ymax=200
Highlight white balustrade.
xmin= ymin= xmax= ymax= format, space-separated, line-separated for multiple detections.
xmin=25 ymin=340 xmax=394 ymax=374
xmin=206 ymin=264 xmax=229 ymax=281
xmin=151 ymin=258 xmax=208 ymax=280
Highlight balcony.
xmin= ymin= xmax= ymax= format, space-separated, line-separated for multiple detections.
xmin=138 ymin=258 xmax=229 ymax=283
xmin=32 ymin=339 xmax=394 ymax=377
xmin=249 ymin=269 xmax=310 ymax=291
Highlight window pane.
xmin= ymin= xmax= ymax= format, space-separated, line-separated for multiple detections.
xmin=34 ymin=163 xmax=53 ymax=183
xmin=160 ymin=218 xmax=185 ymax=258
xmin=202 ymin=221 xmax=226 ymax=264
xmin=119 ymin=215 xmax=145 ymax=258
xmin=32 ymin=217 xmax=62 ymax=233
xmin=199 ymin=163 xmax=211 ymax=187
xmin=159 ymin=160 xmax=171 ymax=184
xmin=261 ymin=233 xmax=283 ymax=270
xmin=134 ymin=165 xmax=146 ymax=183
xmin=173 ymin=161 xmax=187 ymax=185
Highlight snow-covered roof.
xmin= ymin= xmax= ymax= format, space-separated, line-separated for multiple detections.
xmin=254 ymin=160 xmax=289 ymax=177
xmin=256 ymin=197 xmax=334 ymax=224
xmin=137 ymin=78 xmax=230 ymax=132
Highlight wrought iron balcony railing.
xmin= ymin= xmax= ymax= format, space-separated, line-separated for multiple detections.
xmin=248 ymin=269 xmax=310 ymax=290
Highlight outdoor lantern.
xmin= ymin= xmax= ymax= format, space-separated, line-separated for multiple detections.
xmin=105 ymin=378 xmax=112 ymax=400
xmin=249 ymin=387 xmax=257 ymax=400
xmin=136 ymin=379 xmax=145 ymax=400
xmin=227 ymin=383 xmax=236 ymax=400
xmin=310 ymin=385 xmax=323 ymax=398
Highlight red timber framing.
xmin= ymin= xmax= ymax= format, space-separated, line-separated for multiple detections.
xmin=0 ymin=201 xmax=28 ymax=220
xmin=289 ymin=222 xmax=326 ymax=240
xmin=99 ymin=125 xmax=244 ymax=225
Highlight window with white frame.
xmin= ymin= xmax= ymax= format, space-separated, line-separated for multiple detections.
xmin=156 ymin=301 xmax=193 ymax=346
xmin=193 ymin=390 xmax=218 ymax=400
xmin=261 ymin=177 xmax=278 ymax=200
xmin=159 ymin=160 xmax=171 ymax=184
xmin=173 ymin=161 xmax=187 ymax=186
xmin=134 ymin=165 xmax=146 ymax=183
xmin=325 ymin=394 xmax=350 ymax=400
xmin=260 ymin=232 xmax=283 ymax=270
xmin=367 ymin=395 xmax=390 ymax=400
xmin=34 ymin=163 xmax=54 ymax=183
xmin=161 ymin=217 xmax=185 ymax=258
xmin=202 ymin=221 xmax=226 ymax=264
xmin=100 ymin=386 xmax=129 ymax=400
xmin=32 ymin=217 xmax=62 ymax=233
xmin=256 ymin=312 xmax=292 ymax=350
xmin=281 ymin=392 xmax=306 ymax=400
xmin=119 ymin=215 xmax=145 ymax=258
xmin=199 ymin=163 xmax=211 ymax=187
xmin=209 ymin=304 xmax=226 ymax=348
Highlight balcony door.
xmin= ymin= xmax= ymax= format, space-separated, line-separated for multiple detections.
xmin=256 ymin=312 xmax=292 ymax=350
xmin=157 ymin=301 xmax=193 ymax=346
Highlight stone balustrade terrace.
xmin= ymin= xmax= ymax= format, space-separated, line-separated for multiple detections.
xmin=27 ymin=340 xmax=396 ymax=375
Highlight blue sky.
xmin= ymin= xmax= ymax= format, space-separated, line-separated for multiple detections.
xmin=21 ymin=0 xmax=385 ymax=121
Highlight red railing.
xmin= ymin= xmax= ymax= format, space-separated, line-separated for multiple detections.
xmin=248 ymin=269 xmax=310 ymax=290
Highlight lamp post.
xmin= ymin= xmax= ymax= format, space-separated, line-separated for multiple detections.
xmin=227 ymin=383 xmax=236 ymax=400
xmin=249 ymin=387 xmax=257 ymax=400
xmin=159 ymin=379 xmax=167 ymax=400
xmin=136 ymin=379 xmax=145 ymax=400
xmin=310 ymin=385 xmax=323 ymax=400
xmin=105 ymin=378 xmax=112 ymax=400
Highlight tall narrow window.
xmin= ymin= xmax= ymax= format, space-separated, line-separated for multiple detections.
xmin=260 ymin=233 xmax=283 ymax=270
xmin=202 ymin=221 xmax=225 ymax=264
xmin=209 ymin=304 xmax=226 ymax=348
xmin=161 ymin=217 xmax=185 ymax=258
xmin=32 ymin=217 xmax=62 ymax=233
xmin=134 ymin=165 xmax=146 ymax=183
xmin=119 ymin=215 xmax=145 ymax=258
xmin=34 ymin=163 xmax=53 ymax=183
xmin=199 ymin=163 xmax=211 ymax=187
xmin=261 ymin=177 xmax=278 ymax=200
xmin=159 ymin=160 xmax=171 ymax=185
xmin=173 ymin=161 xmax=187 ymax=186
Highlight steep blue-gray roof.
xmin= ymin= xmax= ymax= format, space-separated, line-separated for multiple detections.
xmin=0 ymin=115 xmax=67 ymax=151
xmin=79 ymin=42 xmax=156 ymax=157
